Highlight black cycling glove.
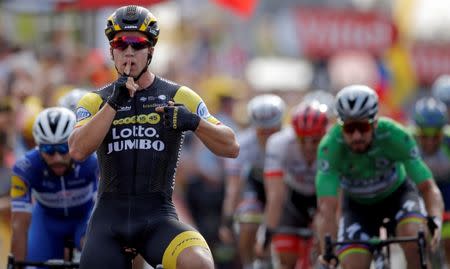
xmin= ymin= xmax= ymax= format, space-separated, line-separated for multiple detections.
xmin=162 ymin=104 xmax=201 ymax=132
xmin=107 ymin=75 xmax=131 ymax=111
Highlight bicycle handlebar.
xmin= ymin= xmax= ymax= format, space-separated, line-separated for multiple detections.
xmin=323 ymin=229 xmax=427 ymax=269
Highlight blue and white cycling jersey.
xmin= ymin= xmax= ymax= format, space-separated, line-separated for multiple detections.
xmin=11 ymin=149 xmax=98 ymax=218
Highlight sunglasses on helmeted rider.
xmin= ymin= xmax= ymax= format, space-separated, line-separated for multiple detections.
xmin=417 ymin=127 xmax=443 ymax=137
xmin=341 ymin=120 xmax=373 ymax=134
xmin=110 ymin=36 xmax=152 ymax=51
xmin=39 ymin=143 xmax=69 ymax=155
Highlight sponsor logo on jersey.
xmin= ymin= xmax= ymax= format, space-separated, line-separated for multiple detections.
xmin=143 ymin=103 xmax=165 ymax=109
xmin=375 ymin=158 xmax=390 ymax=169
xmin=117 ymin=105 xmax=132 ymax=112
xmin=11 ymin=176 xmax=27 ymax=198
xmin=139 ymin=96 xmax=147 ymax=102
xmin=33 ymin=183 xmax=95 ymax=208
xmin=76 ymin=107 xmax=91 ymax=122
xmin=15 ymin=158 xmax=31 ymax=172
xmin=196 ymin=101 xmax=211 ymax=119
xmin=410 ymin=146 xmax=420 ymax=159
xmin=318 ymin=159 xmax=330 ymax=172
xmin=107 ymin=126 xmax=165 ymax=154
xmin=112 ymin=113 xmax=160 ymax=125
xmin=158 ymin=95 xmax=167 ymax=101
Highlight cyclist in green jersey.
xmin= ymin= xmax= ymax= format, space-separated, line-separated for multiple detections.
xmin=315 ymin=85 xmax=443 ymax=269
xmin=68 ymin=5 xmax=239 ymax=269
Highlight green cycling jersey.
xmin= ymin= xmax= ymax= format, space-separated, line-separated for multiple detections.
xmin=315 ymin=117 xmax=432 ymax=204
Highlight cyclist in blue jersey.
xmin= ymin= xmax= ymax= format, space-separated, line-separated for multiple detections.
xmin=412 ymin=97 xmax=450 ymax=267
xmin=10 ymin=107 xmax=98 ymax=264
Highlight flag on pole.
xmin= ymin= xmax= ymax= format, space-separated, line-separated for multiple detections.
xmin=212 ymin=0 xmax=258 ymax=18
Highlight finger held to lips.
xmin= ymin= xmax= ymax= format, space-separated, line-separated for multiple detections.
xmin=124 ymin=59 xmax=131 ymax=76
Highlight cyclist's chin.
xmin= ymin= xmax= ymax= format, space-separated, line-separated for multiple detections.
xmin=50 ymin=165 xmax=69 ymax=176
xmin=350 ymin=143 xmax=370 ymax=153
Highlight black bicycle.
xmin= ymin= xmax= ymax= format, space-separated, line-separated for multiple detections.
xmin=322 ymin=229 xmax=428 ymax=269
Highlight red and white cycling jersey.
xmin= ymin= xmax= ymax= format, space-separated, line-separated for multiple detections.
xmin=225 ymin=128 xmax=265 ymax=181
xmin=264 ymin=127 xmax=316 ymax=196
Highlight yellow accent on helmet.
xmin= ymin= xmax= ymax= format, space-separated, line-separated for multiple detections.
xmin=105 ymin=5 xmax=159 ymax=46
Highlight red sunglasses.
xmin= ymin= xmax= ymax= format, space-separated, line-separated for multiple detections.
xmin=110 ymin=36 xmax=151 ymax=51
xmin=342 ymin=121 xmax=373 ymax=134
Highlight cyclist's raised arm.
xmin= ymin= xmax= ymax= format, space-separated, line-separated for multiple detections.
xmin=69 ymin=92 xmax=116 ymax=161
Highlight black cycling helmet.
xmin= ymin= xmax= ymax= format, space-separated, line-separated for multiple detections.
xmin=105 ymin=5 xmax=159 ymax=47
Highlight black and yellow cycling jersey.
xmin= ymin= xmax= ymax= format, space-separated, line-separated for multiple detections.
xmin=75 ymin=76 xmax=219 ymax=197
xmin=76 ymin=76 xmax=216 ymax=268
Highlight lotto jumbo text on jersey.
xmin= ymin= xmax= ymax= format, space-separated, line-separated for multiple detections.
xmin=75 ymin=76 xmax=219 ymax=197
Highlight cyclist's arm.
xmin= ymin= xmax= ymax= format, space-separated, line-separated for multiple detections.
xmin=10 ymin=172 xmax=32 ymax=260
xmin=173 ymin=86 xmax=239 ymax=158
xmin=194 ymin=121 xmax=239 ymax=158
xmin=11 ymin=211 xmax=31 ymax=260
xmin=222 ymin=174 xmax=243 ymax=224
xmin=317 ymin=196 xmax=339 ymax=254
xmin=69 ymin=93 xmax=114 ymax=161
xmin=315 ymin=135 xmax=341 ymax=254
xmin=396 ymin=125 xmax=444 ymax=220
xmin=417 ymin=179 xmax=444 ymax=222
xmin=264 ymin=172 xmax=286 ymax=230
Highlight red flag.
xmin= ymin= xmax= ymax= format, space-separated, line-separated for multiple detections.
xmin=212 ymin=0 xmax=258 ymax=18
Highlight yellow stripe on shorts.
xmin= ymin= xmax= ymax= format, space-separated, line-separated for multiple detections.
xmin=162 ymin=231 xmax=211 ymax=269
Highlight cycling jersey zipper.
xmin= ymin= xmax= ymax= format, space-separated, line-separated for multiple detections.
xmin=60 ymin=176 xmax=69 ymax=216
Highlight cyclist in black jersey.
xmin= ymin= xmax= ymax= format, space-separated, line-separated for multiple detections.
xmin=68 ymin=5 xmax=239 ymax=269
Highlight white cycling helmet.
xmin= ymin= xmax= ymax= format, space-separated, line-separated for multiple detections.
xmin=247 ymin=94 xmax=286 ymax=128
xmin=432 ymin=74 xmax=450 ymax=106
xmin=33 ymin=107 xmax=76 ymax=145
xmin=58 ymin=88 xmax=89 ymax=113
xmin=335 ymin=84 xmax=378 ymax=122
xmin=303 ymin=89 xmax=335 ymax=116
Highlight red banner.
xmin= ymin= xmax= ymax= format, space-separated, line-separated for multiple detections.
xmin=410 ymin=44 xmax=450 ymax=85
xmin=294 ymin=8 xmax=397 ymax=58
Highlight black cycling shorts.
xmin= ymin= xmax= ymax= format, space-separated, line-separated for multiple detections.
xmin=80 ymin=193 xmax=210 ymax=269
xmin=336 ymin=180 xmax=427 ymax=256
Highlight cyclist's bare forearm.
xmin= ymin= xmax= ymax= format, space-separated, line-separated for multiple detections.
xmin=195 ymin=121 xmax=239 ymax=158
xmin=69 ymin=104 xmax=116 ymax=161
xmin=317 ymin=197 xmax=339 ymax=253
xmin=264 ymin=176 xmax=286 ymax=229
xmin=222 ymin=175 xmax=242 ymax=219
xmin=417 ymin=179 xmax=444 ymax=219
xmin=11 ymin=212 xmax=31 ymax=261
